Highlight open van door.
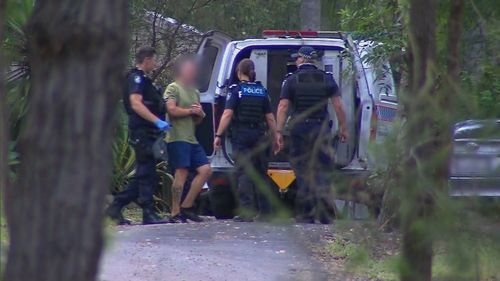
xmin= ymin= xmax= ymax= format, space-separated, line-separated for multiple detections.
xmin=321 ymin=50 xmax=356 ymax=167
xmin=196 ymin=31 xmax=232 ymax=156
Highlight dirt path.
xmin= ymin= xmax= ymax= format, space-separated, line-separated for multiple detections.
xmin=99 ymin=220 xmax=338 ymax=281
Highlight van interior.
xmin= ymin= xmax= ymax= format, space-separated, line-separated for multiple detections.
xmin=212 ymin=46 xmax=359 ymax=168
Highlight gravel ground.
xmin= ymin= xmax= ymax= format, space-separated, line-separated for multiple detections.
xmin=99 ymin=219 xmax=342 ymax=281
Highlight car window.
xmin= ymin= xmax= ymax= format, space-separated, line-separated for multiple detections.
xmin=197 ymin=41 xmax=218 ymax=93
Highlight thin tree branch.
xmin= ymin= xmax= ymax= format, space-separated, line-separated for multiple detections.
xmin=151 ymin=0 xmax=212 ymax=81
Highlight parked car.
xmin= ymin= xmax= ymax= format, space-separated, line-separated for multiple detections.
xmin=449 ymin=119 xmax=500 ymax=197
xmin=194 ymin=30 xmax=399 ymax=218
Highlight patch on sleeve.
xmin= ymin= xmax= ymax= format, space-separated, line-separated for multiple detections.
xmin=227 ymin=84 xmax=238 ymax=100
xmin=134 ymin=75 xmax=142 ymax=84
xmin=282 ymin=73 xmax=294 ymax=88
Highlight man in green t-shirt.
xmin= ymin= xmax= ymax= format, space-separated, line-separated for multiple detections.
xmin=165 ymin=55 xmax=211 ymax=223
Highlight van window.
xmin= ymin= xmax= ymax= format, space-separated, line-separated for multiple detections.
xmin=197 ymin=41 xmax=218 ymax=93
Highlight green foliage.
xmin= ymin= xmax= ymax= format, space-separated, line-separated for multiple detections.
xmin=6 ymin=80 xmax=30 ymax=141
xmin=3 ymin=0 xmax=32 ymax=61
xmin=4 ymin=0 xmax=32 ymax=139
xmin=154 ymin=161 xmax=174 ymax=212
xmin=3 ymin=0 xmax=32 ymax=183
xmin=8 ymin=142 xmax=19 ymax=179
xmin=189 ymin=0 xmax=301 ymax=38
xmin=367 ymin=121 xmax=406 ymax=229
xmin=332 ymin=0 xmax=407 ymax=89
xmin=464 ymin=62 xmax=500 ymax=119
xmin=111 ymin=109 xmax=137 ymax=193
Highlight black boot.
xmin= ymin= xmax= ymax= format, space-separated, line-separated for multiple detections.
xmin=106 ymin=203 xmax=131 ymax=225
xmin=181 ymin=207 xmax=204 ymax=222
xmin=317 ymin=200 xmax=337 ymax=224
xmin=142 ymin=207 xmax=169 ymax=225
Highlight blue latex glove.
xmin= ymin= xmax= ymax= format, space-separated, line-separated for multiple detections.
xmin=154 ymin=119 xmax=171 ymax=131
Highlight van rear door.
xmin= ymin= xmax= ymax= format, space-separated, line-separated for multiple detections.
xmin=321 ymin=49 xmax=356 ymax=167
xmin=196 ymin=31 xmax=232 ymax=156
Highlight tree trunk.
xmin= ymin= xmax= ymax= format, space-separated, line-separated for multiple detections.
xmin=401 ymin=1 xmax=437 ymax=281
xmin=301 ymin=0 xmax=321 ymax=30
xmin=0 ymin=0 xmax=7 ymax=198
xmin=3 ymin=1 xmax=128 ymax=281
xmin=447 ymin=0 xmax=464 ymax=86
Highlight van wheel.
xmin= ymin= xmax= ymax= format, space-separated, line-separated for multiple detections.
xmin=209 ymin=184 xmax=236 ymax=220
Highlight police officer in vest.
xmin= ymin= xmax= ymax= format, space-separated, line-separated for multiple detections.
xmin=276 ymin=46 xmax=348 ymax=224
xmin=106 ymin=47 xmax=171 ymax=225
xmin=214 ymin=59 xmax=279 ymax=222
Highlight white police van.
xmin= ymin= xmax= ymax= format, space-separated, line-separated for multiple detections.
xmin=194 ymin=30 xmax=398 ymax=217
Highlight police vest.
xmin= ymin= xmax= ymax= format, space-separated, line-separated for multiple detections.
xmin=235 ymin=82 xmax=268 ymax=124
xmin=124 ymin=70 xmax=166 ymax=118
xmin=292 ymin=69 xmax=331 ymax=119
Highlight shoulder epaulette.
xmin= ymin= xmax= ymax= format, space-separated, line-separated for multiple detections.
xmin=229 ymin=84 xmax=239 ymax=89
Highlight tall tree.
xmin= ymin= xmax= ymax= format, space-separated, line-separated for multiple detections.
xmin=401 ymin=2 xmax=466 ymax=278
xmin=0 ymin=0 xmax=6 ymax=203
xmin=3 ymin=1 xmax=128 ymax=281
xmin=401 ymin=0 xmax=437 ymax=280
xmin=301 ymin=0 xmax=321 ymax=30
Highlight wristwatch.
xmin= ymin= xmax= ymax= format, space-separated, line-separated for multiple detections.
xmin=215 ymin=134 xmax=222 ymax=138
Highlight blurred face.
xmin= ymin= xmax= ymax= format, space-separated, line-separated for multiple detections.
xmin=179 ymin=60 xmax=198 ymax=86
xmin=295 ymin=56 xmax=305 ymax=65
xmin=142 ymin=55 xmax=157 ymax=73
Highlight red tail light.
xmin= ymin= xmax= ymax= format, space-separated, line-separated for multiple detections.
xmin=262 ymin=30 xmax=318 ymax=38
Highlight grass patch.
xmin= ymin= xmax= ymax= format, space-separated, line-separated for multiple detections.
xmin=321 ymin=221 xmax=500 ymax=281
xmin=325 ymin=235 xmax=399 ymax=280
xmin=433 ymin=237 xmax=500 ymax=281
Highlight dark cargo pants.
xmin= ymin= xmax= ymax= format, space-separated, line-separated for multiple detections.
xmin=112 ymin=129 xmax=159 ymax=209
xmin=289 ymin=121 xmax=336 ymax=221
xmin=232 ymin=126 xmax=271 ymax=217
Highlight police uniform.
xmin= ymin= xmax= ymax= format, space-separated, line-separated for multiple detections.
xmin=280 ymin=63 xmax=340 ymax=223
xmin=108 ymin=68 xmax=167 ymax=224
xmin=225 ymin=81 xmax=272 ymax=217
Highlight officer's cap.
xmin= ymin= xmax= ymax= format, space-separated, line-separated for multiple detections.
xmin=291 ymin=46 xmax=318 ymax=60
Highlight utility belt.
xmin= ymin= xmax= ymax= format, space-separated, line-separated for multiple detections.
xmin=304 ymin=118 xmax=325 ymax=124
xmin=235 ymin=121 xmax=266 ymax=129
xmin=292 ymin=117 xmax=326 ymax=124
xmin=128 ymin=128 xmax=167 ymax=162
xmin=130 ymin=127 xmax=162 ymax=138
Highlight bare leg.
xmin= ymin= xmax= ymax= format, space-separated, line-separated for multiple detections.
xmin=171 ymin=168 xmax=189 ymax=216
xmin=181 ymin=164 xmax=212 ymax=208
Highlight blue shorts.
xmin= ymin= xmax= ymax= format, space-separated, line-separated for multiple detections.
xmin=167 ymin=141 xmax=209 ymax=170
